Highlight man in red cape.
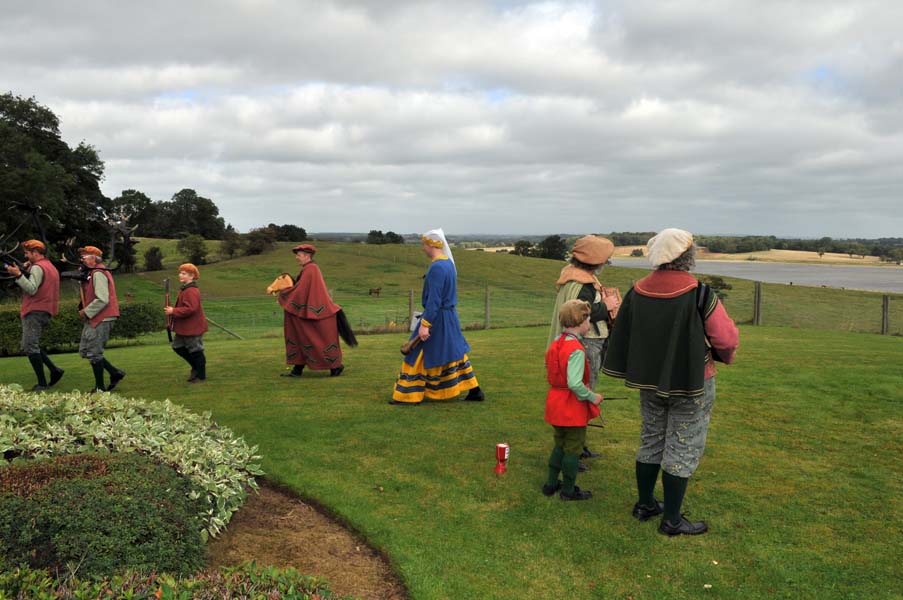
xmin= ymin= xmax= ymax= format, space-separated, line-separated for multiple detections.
xmin=277 ymin=244 xmax=354 ymax=377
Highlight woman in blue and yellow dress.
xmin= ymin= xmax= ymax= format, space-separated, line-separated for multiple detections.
xmin=391 ymin=228 xmax=484 ymax=405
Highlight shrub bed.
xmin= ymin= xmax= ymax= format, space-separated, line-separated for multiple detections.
xmin=0 ymin=562 xmax=355 ymax=599
xmin=0 ymin=453 xmax=205 ymax=578
xmin=0 ymin=301 xmax=162 ymax=356
xmin=0 ymin=385 xmax=263 ymax=540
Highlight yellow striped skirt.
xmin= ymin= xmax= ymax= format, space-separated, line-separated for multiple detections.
xmin=392 ymin=351 xmax=479 ymax=403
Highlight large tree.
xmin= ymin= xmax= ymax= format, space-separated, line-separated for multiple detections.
xmin=0 ymin=92 xmax=111 ymax=260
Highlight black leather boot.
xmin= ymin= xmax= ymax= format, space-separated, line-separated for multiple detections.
xmin=28 ymin=353 xmax=48 ymax=390
xmin=103 ymin=358 xmax=126 ymax=391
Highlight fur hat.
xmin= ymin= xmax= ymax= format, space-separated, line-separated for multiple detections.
xmin=178 ymin=263 xmax=200 ymax=280
xmin=78 ymin=245 xmax=103 ymax=258
xmin=22 ymin=239 xmax=46 ymax=253
xmin=646 ymin=228 xmax=694 ymax=267
xmin=571 ymin=235 xmax=614 ymax=266
xmin=292 ymin=243 xmax=317 ymax=255
xmin=558 ymin=299 xmax=591 ymax=328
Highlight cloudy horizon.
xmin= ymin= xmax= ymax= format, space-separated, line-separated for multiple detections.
xmin=3 ymin=0 xmax=902 ymax=238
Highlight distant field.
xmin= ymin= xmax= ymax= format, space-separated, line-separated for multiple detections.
xmin=616 ymin=245 xmax=891 ymax=266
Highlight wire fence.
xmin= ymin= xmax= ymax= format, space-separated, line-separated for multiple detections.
xmin=198 ymin=281 xmax=903 ymax=341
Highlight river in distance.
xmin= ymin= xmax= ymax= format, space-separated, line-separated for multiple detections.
xmin=610 ymin=257 xmax=903 ymax=294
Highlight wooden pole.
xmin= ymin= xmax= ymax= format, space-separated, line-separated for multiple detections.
xmin=408 ymin=289 xmax=415 ymax=326
xmin=881 ymin=295 xmax=889 ymax=335
xmin=484 ymin=285 xmax=491 ymax=329
xmin=753 ymin=281 xmax=762 ymax=326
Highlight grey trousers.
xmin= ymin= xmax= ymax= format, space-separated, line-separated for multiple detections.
xmin=636 ymin=377 xmax=716 ymax=477
xmin=583 ymin=337 xmax=607 ymax=391
xmin=21 ymin=311 xmax=51 ymax=355
xmin=79 ymin=320 xmax=114 ymax=363
xmin=172 ymin=334 xmax=204 ymax=353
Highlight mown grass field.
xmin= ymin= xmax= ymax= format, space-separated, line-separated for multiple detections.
xmin=1 ymin=324 xmax=900 ymax=599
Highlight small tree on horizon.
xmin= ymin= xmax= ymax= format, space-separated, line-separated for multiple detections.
xmin=176 ymin=234 xmax=208 ymax=265
xmin=143 ymin=246 xmax=164 ymax=271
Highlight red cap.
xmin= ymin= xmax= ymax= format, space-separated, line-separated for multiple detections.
xmin=292 ymin=244 xmax=316 ymax=255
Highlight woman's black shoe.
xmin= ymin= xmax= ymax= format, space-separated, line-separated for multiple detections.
xmin=658 ymin=515 xmax=708 ymax=536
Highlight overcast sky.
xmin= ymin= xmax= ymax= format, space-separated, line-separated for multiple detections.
xmin=3 ymin=1 xmax=902 ymax=238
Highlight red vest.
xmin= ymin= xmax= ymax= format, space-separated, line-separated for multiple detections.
xmin=544 ymin=334 xmax=600 ymax=427
xmin=171 ymin=285 xmax=208 ymax=336
xmin=21 ymin=258 xmax=60 ymax=318
xmin=82 ymin=267 xmax=120 ymax=328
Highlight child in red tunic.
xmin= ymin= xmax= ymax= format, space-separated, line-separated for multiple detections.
xmin=164 ymin=263 xmax=208 ymax=383
xmin=542 ymin=300 xmax=603 ymax=501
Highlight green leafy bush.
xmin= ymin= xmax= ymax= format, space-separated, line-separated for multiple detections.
xmin=0 ymin=301 xmax=163 ymax=356
xmin=0 ymin=385 xmax=263 ymax=539
xmin=0 ymin=562 xmax=355 ymax=599
xmin=0 ymin=453 xmax=205 ymax=578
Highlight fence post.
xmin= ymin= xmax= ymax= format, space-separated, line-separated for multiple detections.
xmin=408 ymin=289 xmax=414 ymax=324
xmin=484 ymin=286 xmax=491 ymax=329
xmin=882 ymin=295 xmax=889 ymax=335
xmin=753 ymin=281 xmax=762 ymax=326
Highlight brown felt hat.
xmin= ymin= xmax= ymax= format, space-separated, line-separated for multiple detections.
xmin=22 ymin=239 xmax=46 ymax=252
xmin=292 ymin=243 xmax=317 ymax=255
xmin=571 ymin=235 xmax=614 ymax=266
xmin=78 ymin=245 xmax=103 ymax=257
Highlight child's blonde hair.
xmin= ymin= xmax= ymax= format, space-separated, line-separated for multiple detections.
xmin=559 ymin=299 xmax=591 ymax=328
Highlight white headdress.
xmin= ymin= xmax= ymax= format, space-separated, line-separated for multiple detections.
xmin=422 ymin=228 xmax=454 ymax=263
xmin=646 ymin=228 xmax=694 ymax=267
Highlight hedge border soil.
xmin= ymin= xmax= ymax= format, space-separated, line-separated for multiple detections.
xmin=206 ymin=479 xmax=408 ymax=600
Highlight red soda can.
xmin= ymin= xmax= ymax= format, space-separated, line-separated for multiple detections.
xmin=495 ymin=443 xmax=510 ymax=476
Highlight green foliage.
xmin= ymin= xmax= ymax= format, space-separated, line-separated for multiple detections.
xmin=143 ymin=245 xmax=164 ymax=271
xmin=630 ymin=248 xmax=644 ymax=257
xmin=0 ymin=301 xmax=163 ymax=356
xmin=0 ymin=562 xmax=352 ymax=599
xmin=0 ymin=453 xmax=205 ymax=578
xmin=266 ymin=223 xmax=308 ymax=242
xmin=512 ymin=239 xmax=534 ymax=256
xmin=220 ymin=230 xmax=245 ymax=258
xmin=535 ymin=234 xmax=567 ymax=260
xmin=0 ymin=385 xmax=263 ymax=539
xmin=176 ymin=234 xmax=208 ymax=265
xmin=0 ymin=93 xmax=111 ymax=266
xmin=366 ymin=230 xmax=404 ymax=244
xmin=244 ymin=227 xmax=277 ymax=255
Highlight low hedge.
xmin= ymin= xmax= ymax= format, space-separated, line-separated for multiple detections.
xmin=0 ymin=385 xmax=263 ymax=540
xmin=0 ymin=301 xmax=162 ymax=356
xmin=0 ymin=562 xmax=356 ymax=599
xmin=0 ymin=453 xmax=205 ymax=578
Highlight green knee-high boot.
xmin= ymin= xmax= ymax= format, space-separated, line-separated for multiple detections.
xmin=636 ymin=461 xmax=661 ymax=507
xmin=662 ymin=471 xmax=689 ymax=525
xmin=189 ymin=351 xmax=206 ymax=381
xmin=546 ymin=446 xmax=564 ymax=488
xmin=28 ymin=353 xmax=47 ymax=388
xmin=561 ymin=453 xmax=580 ymax=495
xmin=173 ymin=347 xmax=195 ymax=380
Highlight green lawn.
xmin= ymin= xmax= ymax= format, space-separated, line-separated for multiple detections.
xmin=2 ymin=325 xmax=900 ymax=599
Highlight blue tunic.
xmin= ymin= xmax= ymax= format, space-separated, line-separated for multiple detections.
xmin=404 ymin=257 xmax=471 ymax=369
